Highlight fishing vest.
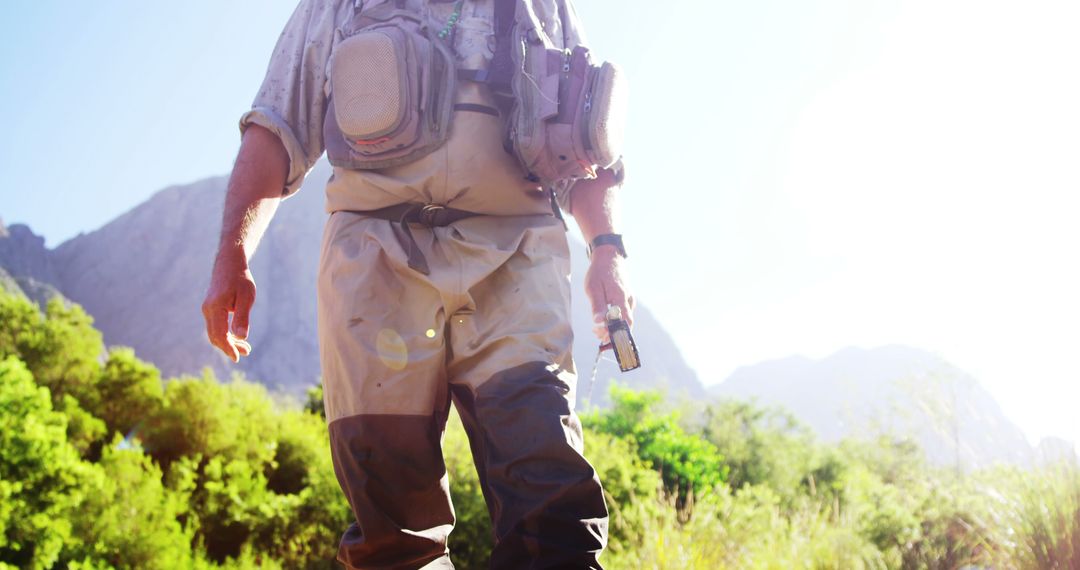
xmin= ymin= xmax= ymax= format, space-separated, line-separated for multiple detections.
xmin=324 ymin=0 xmax=628 ymax=188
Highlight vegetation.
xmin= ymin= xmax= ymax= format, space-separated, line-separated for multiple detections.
xmin=0 ymin=290 xmax=1077 ymax=569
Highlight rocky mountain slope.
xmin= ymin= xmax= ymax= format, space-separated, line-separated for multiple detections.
xmin=1 ymin=161 xmax=704 ymax=405
xmin=0 ymin=220 xmax=66 ymax=306
xmin=710 ymin=345 xmax=1037 ymax=469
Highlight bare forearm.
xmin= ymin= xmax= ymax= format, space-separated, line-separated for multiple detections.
xmin=203 ymin=125 xmax=289 ymax=361
xmin=569 ymin=168 xmax=620 ymax=243
xmin=570 ymin=168 xmax=634 ymax=329
xmin=216 ymin=124 xmax=290 ymax=262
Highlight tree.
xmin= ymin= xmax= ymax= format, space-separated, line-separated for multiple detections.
xmin=63 ymin=442 xmax=196 ymax=569
xmin=141 ymin=373 xmax=278 ymax=470
xmin=0 ymin=356 xmax=94 ymax=568
xmin=703 ymin=399 xmax=816 ymax=499
xmin=0 ymin=295 xmax=103 ymax=405
xmin=584 ymin=385 xmax=727 ymax=504
xmin=88 ymin=347 xmax=164 ymax=438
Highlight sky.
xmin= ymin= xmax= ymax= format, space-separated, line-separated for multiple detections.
xmin=2 ymin=1 xmax=1078 ymax=445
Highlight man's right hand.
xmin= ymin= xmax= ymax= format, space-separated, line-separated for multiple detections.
xmin=202 ymin=248 xmax=255 ymax=362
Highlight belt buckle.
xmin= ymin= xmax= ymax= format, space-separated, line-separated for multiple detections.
xmin=419 ymin=203 xmax=445 ymax=226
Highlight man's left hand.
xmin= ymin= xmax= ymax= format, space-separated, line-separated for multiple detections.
xmin=584 ymin=245 xmax=634 ymax=344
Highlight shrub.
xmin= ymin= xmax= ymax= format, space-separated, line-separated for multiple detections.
xmin=0 ymin=296 xmax=102 ymax=404
xmin=64 ymin=442 xmax=196 ymax=569
xmin=0 ymin=356 xmax=92 ymax=568
xmin=585 ymin=385 xmax=727 ymax=504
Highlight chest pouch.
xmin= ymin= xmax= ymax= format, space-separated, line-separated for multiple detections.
xmin=504 ymin=41 xmax=628 ymax=187
xmin=324 ymin=3 xmax=457 ymax=170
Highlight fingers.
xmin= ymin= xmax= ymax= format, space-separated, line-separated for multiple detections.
xmin=597 ymin=277 xmax=634 ymax=332
xmin=592 ymin=312 xmax=610 ymax=344
xmin=604 ymin=286 xmax=633 ymax=329
xmin=585 ymin=279 xmax=611 ymax=343
xmin=585 ymin=279 xmax=608 ymax=320
xmin=202 ymin=276 xmax=256 ymax=363
xmin=203 ymin=300 xmax=239 ymax=362
xmin=231 ymin=333 xmax=252 ymax=357
xmin=230 ymin=279 xmax=256 ymax=340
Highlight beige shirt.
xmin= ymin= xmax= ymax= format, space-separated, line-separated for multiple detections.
xmin=240 ymin=0 xmax=594 ymax=216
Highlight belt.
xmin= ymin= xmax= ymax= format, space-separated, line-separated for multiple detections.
xmin=342 ymin=203 xmax=481 ymax=275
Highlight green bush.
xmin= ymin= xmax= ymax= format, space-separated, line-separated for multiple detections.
xmin=141 ymin=374 xmax=279 ymax=470
xmin=1 ymin=289 xmax=1079 ymax=569
xmin=0 ymin=296 xmax=102 ymax=405
xmin=994 ymin=463 xmax=1080 ymax=569
xmin=64 ymin=441 xmax=196 ymax=569
xmin=703 ymin=398 xmax=816 ymax=499
xmin=89 ymin=347 xmax=164 ymax=438
xmin=149 ymin=379 xmax=348 ymax=568
xmin=582 ymin=430 xmax=663 ymax=558
xmin=0 ymin=356 xmax=91 ymax=568
xmin=585 ymin=385 xmax=727 ymax=504
xmin=444 ymin=410 xmax=494 ymax=570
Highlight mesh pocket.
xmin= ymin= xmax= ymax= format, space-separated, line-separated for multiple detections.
xmin=586 ymin=62 xmax=629 ymax=169
xmin=331 ymin=30 xmax=408 ymax=140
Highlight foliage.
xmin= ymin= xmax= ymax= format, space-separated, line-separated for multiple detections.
xmin=304 ymin=384 xmax=325 ymax=418
xmin=0 ymin=356 xmax=90 ymax=569
xmin=60 ymin=394 xmax=107 ymax=458
xmin=141 ymin=373 xmax=279 ymax=469
xmin=0 ymin=295 xmax=102 ymax=404
xmin=580 ymin=430 xmax=664 ymax=557
xmin=0 ymin=292 xmax=351 ymax=569
xmin=703 ymin=398 xmax=816 ymax=499
xmin=89 ymin=348 xmax=163 ymax=438
xmin=146 ymin=378 xmax=349 ymax=568
xmin=994 ymin=463 xmax=1080 ymax=570
xmin=584 ymin=384 xmax=727 ymax=504
xmin=444 ymin=411 xmax=495 ymax=569
xmin=1 ymin=289 xmax=1079 ymax=569
xmin=62 ymin=441 xmax=196 ymax=569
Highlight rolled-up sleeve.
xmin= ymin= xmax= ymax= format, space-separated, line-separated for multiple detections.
xmin=240 ymin=0 xmax=345 ymax=196
xmin=553 ymin=0 xmax=627 ymax=212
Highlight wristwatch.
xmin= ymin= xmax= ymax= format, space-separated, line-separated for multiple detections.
xmin=588 ymin=233 xmax=627 ymax=258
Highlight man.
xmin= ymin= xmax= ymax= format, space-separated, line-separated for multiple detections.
xmin=202 ymin=0 xmax=631 ymax=568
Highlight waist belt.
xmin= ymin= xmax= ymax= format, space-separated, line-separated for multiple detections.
xmin=343 ymin=203 xmax=481 ymax=275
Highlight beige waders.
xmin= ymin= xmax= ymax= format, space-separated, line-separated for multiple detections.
xmin=318 ymin=212 xmax=608 ymax=569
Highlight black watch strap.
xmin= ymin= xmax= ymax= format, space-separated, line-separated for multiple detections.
xmin=589 ymin=233 xmax=627 ymax=258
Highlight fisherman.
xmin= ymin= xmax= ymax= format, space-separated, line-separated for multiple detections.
xmin=202 ymin=0 xmax=631 ymax=567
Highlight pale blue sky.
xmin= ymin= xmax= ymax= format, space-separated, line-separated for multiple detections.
xmin=2 ymin=1 xmax=1078 ymax=445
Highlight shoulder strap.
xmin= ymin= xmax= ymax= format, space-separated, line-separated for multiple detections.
xmin=487 ymin=0 xmax=517 ymax=97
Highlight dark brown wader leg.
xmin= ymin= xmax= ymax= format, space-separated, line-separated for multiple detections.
xmin=329 ymin=411 xmax=456 ymax=570
xmin=451 ymin=362 xmax=608 ymax=570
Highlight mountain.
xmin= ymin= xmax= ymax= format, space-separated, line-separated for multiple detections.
xmin=48 ymin=173 xmax=323 ymax=392
xmin=0 ymin=219 xmax=66 ymax=306
xmin=1 ymin=162 xmax=703 ymax=404
xmin=710 ymin=345 xmax=1035 ymax=469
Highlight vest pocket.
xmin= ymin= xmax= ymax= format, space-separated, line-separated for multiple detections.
xmin=331 ymin=28 xmax=417 ymax=150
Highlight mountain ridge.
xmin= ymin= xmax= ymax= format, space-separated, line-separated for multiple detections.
xmin=711 ymin=345 xmax=1038 ymax=469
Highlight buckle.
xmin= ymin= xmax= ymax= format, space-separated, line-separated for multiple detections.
xmin=419 ymin=204 xmax=446 ymax=226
